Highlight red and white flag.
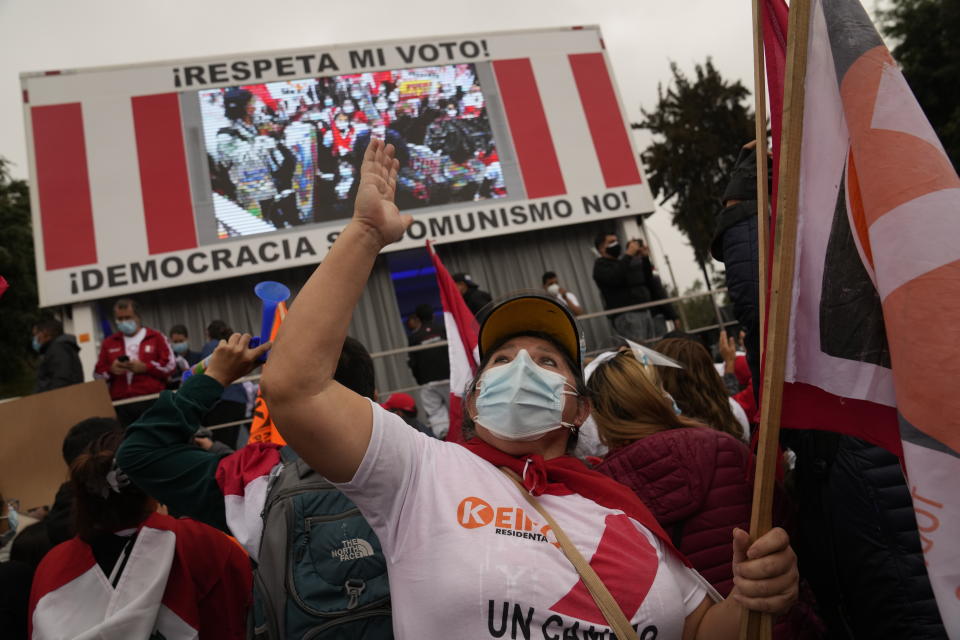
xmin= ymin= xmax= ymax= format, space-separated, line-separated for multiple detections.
xmin=767 ymin=0 xmax=960 ymax=630
xmin=427 ymin=241 xmax=479 ymax=443
xmin=29 ymin=512 xmax=251 ymax=640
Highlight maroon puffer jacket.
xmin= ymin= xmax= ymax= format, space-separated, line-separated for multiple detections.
xmin=595 ymin=427 xmax=752 ymax=595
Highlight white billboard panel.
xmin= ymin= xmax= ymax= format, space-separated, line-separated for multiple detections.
xmin=21 ymin=26 xmax=653 ymax=306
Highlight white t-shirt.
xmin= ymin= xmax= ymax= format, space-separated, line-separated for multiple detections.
xmin=729 ymin=398 xmax=751 ymax=443
xmin=336 ymin=403 xmax=712 ymax=639
xmin=553 ymin=290 xmax=581 ymax=311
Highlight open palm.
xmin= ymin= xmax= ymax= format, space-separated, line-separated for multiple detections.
xmin=353 ymin=138 xmax=412 ymax=246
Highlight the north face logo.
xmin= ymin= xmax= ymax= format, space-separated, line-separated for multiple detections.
xmin=331 ymin=538 xmax=375 ymax=562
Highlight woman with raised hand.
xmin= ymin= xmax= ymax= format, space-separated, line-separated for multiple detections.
xmin=261 ymin=139 xmax=799 ymax=639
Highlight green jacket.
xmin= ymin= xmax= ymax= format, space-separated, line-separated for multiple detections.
xmin=117 ymin=374 xmax=231 ymax=532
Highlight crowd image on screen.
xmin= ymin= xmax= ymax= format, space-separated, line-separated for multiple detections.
xmin=200 ymin=64 xmax=507 ymax=238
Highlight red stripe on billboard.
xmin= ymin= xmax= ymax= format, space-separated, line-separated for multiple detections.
xmin=568 ymin=53 xmax=642 ymax=187
xmin=492 ymin=59 xmax=566 ymax=199
xmin=31 ymin=103 xmax=98 ymax=270
xmin=132 ymin=93 xmax=197 ymax=254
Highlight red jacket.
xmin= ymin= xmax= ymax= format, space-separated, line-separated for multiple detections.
xmin=595 ymin=427 xmax=753 ymax=596
xmin=596 ymin=428 xmax=822 ymax=638
xmin=94 ymin=328 xmax=175 ymax=399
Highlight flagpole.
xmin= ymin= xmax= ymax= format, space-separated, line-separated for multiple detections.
xmin=740 ymin=0 xmax=812 ymax=638
xmin=753 ymin=0 xmax=771 ymax=355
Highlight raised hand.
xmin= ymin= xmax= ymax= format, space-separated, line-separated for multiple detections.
xmin=353 ymin=138 xmax=413 ymax=247
xmin=205 ymin=333 xmax=272 ymax=388
xmin=718 ymin=330 xmax=738 ymax=367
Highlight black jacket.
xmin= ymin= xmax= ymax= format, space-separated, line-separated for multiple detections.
xmin=592 ymin=255 xmax=654 ymax=312
xmin=463 ymin=286 xmax=492 ymax=317
xmin=407 ymin=321 xmax=449 ymax=385
xmin=34 ymin=334 xmax=83 ymax=393
xmin=783 ymin=431 xmax=946 ymax=638
xmin=713 ymin=203 xmax=761 ymax=396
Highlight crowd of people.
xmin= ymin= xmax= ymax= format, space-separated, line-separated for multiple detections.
xmin=203 ymin=64 xmax=507 ymax=235
xmin=2 ymin=139 xmax=947 ymax=639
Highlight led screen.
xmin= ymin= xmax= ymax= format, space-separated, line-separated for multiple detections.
xmin=198 ymin=63 xmax=507 ymax=238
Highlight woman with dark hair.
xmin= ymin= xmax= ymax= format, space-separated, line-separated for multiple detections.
xmin=28 ymin=431 xmax=251 ymax=639
xmin=260 ymin=139 xmax=800 ymax=639
xmin=654 ymin=337 xmax=747 ymax=442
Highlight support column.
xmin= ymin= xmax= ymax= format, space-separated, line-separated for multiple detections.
xmin=63 ymin=303 xmax=99 ymax=381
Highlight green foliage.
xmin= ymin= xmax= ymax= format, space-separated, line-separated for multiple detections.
xmin=880 ymin=0 xmax=960 ymax=171
xmin=635 ymin=60 xmax=755 ymax=268
xmin=676 ymin=280 xmax=717 ymax=331
xmin=0 ymin=158 xmax=39 ymax=397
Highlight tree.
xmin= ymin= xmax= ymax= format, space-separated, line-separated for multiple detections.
xmin=0 ymin=158 xmax=39 ymax=397
xmin=634 ymin=59 xmax=755 ymax=283
xmin=880 ymin=0 xmax=960 ymax=171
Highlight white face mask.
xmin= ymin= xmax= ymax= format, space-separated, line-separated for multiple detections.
xmin=546 ymin=283 xmax=561 ymax=296
xmin=343 ymin=104 xmax=355 ymax=114
xmin=474 ymin=349 xmax=578 ymax=441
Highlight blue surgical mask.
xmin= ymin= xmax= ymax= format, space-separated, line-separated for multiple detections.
xmin=474 ymin=349 xmax=579 ymax=441
xmin=31 ymin=336 xmax=43 ymax=353
xmin=117 ymin=320 xmax=138 ymax=336
xmin=171 ymin=341 xmax=189 ymax=355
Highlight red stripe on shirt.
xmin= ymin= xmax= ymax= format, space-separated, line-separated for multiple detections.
xmin=31 ymin=103 xmax=98 ymax=269
xmin=492 ymin=59 xmax=566 ymax=199
xmin=568 ymin=53 xmax=642 ymax=188
xmin=131 ymin=93 xmax=198 ymax=254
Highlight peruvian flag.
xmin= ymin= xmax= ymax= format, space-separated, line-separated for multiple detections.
xmin=763 ymin=0 xmax=960 ymax=629
xmin=427 ymin=241 xmax=479 ymax=443
xmin=29 ymin=512 xmax=251 ymax=640
xmin=215 ymin=442 xmax=283 ymax=561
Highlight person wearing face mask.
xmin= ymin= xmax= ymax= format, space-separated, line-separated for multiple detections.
xmin=541 ymin=271 xmax=584 ymax=316
xmin=260 ymin=139 xmax=800 ymax=640
xmin=324 ymin=113 xmax=357 ymax=158
xmin=32 ymin=316 xmax=83 ymax=393
xmin=167 ymin=324 xmax=202 ymax=390
xmin=168 ymin=324 xmax=202 ymax=366
xmin=592 ymin=232 xmax=656 ymax=341
xmin=94 ymin=298 xmax=175 ymax=424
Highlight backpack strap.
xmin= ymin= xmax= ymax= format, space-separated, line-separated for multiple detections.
xmin=499 ymin=467 xmax=635 ymax=638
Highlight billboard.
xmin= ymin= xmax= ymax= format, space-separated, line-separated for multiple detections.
xmin=22 ymin=27 xmax=654 ymax=306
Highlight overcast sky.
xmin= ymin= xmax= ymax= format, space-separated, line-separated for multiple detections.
xmin=0 ymin=0 xmax=885 ymax=292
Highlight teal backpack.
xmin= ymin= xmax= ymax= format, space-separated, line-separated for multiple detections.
xmin=250 ymin=453 xmax=392 ymax=640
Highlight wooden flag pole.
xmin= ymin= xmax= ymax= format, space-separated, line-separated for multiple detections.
xmin=739 ymin=0 xmax=812 ymax=638
xmin=753 ymin=0 xmax=771 ymax=353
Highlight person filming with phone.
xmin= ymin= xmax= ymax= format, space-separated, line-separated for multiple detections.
xmin=94 ymin=298 xmax=175 ymax=425
xmin=592 ymin=233 xmax=657 ymax=341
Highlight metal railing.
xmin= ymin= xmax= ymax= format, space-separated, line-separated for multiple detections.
xmin=106 ymin=288 xmax=731 ymax=432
